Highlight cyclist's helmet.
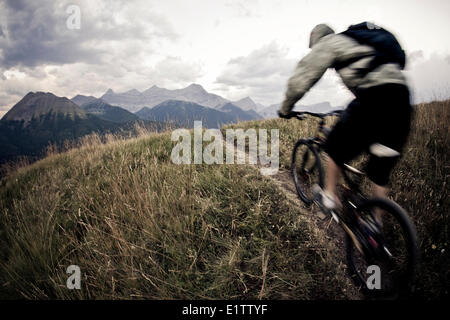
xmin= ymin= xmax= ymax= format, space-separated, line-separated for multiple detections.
xmin=309 ymin=24 xmax=335 ymax=48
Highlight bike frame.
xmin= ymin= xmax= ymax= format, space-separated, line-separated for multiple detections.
xmin=291 ymin=110 xmax=373 ymax=233
xmin=292 ymin=110 xmax=366 ymax=198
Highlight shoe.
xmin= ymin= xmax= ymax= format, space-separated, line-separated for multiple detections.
xmin=312 ymin=185 xmax=338 ymax=215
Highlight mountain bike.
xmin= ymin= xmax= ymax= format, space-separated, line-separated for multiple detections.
xmin=289 ymin=110 xmax=419 ymax=299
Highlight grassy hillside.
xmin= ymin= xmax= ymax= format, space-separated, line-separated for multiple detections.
xmin=0 ymin=100 xmax=447 ymax=300
xmin=0 ymin=113 xmax=166 ymax=166
xmin=0 ymin=128 xmax=355 ymax=299
xmin=225 ymin=100 xmax=449 ymax=299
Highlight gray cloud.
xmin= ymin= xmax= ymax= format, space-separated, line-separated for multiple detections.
xmin=0 ymin=0 xmax=188 ymax=110
xmin=225 ymin=0 xmax=255 ymax=18
xmin=152 ymin=57 xmax=204 ymax=86
xmin=1 ymin=0 xmax=449 ymax=113
xmin=215 ymin=42 xmax=296 ymax=103
xmin=405 ymin=52 xmax=450 ymax=103
xmin=408 ymin=50 xmax=424 ymax=64
xmin=1 ymin=0 xmax=100 ymax=68
xmin=215 ymin=41 xmax=352 ymax=106
xmin=218 ymin=42 xmax=295 ymax=81
xmin=0 ymin=0 xmax=178 ymax=69
xmin=216 ymin=42 xmax=450 ymax=107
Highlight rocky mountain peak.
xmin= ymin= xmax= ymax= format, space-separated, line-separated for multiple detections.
xmin=2 ymin=92 xmax=86 ymax=123
xmin=184 ymin=83 xmax=206 ymax=93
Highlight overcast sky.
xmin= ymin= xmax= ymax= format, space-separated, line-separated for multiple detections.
xmin=1 ymin=0 xmax=450 ymax=118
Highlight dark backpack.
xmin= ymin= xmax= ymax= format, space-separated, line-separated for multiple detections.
xmin=334 ymin=22 xmax=406 ymax=75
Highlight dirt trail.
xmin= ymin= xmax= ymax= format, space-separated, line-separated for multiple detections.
xmin=225 ymin=138 xmax=363 ymax=299
xmin=267 ymin=169 xmax=363 ymax=299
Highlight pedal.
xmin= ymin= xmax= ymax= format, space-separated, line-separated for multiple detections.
xmin=312 ymin=184 xmax=336 ymax=220
xmin=313 ymin=198 xmax=328 ymax=220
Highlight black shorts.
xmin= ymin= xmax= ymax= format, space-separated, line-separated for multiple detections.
xmin=324 ymin=84 xmax=412 ymax=186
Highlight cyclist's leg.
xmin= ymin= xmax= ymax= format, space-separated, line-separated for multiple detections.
xmin=323 ymin=99 xmax=368 ymax=206
xmin=366 ymin=156 xmax=398 ymax=226
xmin=324 ymin=155 xmax=342 ymax=207
xmin=363 ymin=84 xmax=413 ymax=225
xmin=373 ymin=183 xmax=389 ymax=225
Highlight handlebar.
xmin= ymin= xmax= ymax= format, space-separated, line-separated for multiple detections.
xmin=289 ymin=110 xmax=344 ymax=120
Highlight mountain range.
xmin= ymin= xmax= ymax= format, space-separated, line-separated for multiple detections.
xmin=98 ymin=83 xmax=341 ymax=117
xmin=101 ymin=83 xmax=230 ymax=113
xmin=0 ymin=83 xmax=341 ymax=165
xmin=73 ymin=85 xmax=265 ymax=128
xmin=0 ymin=92 xmax=161 ymax=165
xmin=77 ymin=98 xmax=140 ymax=123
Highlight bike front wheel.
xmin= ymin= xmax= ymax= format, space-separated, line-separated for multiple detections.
xmin=345 ymin=198 xmax=419 ymax=299
xmin=291 ymin=139 xmax=324 ymax=206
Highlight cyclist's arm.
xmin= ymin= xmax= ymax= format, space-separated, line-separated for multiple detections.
xmin=280 ymin=38 xmax=337 ymax=115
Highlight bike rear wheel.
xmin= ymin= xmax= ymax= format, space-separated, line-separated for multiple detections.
xmin=291 ymin=139 xmax=324 ymax=206
xmin=345 ymin=198 xmax=419 ymax=299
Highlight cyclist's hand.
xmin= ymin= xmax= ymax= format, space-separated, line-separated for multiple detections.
xmin=278 ymin=110 xmax=292 ymax=119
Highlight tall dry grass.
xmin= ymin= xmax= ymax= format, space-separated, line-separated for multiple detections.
xmin=391 ymin=100 xmax=449 ymax=298
xmin=226 ymin=100 xmax=449 ymax=299
xmin=0 ymin=125 xmax=355 ymax=299
xmin=1 ymin=100 xmax=446 ymax=300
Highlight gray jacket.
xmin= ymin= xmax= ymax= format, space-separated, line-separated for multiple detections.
xmin=280 ymin=25 xmax=407 ymax=114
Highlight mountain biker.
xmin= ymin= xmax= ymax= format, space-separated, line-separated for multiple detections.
xmin=278 ymin=22 xmax=413 ymax=225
